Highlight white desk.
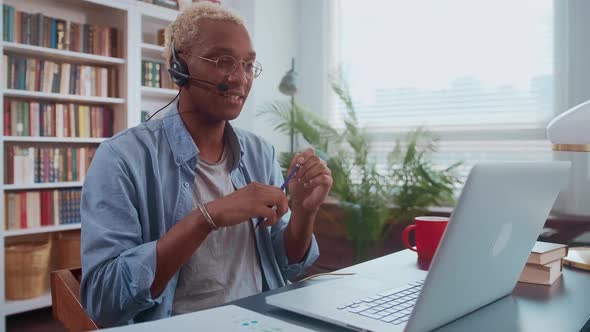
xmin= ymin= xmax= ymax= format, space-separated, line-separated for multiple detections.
xmin=102 ymin=250 xmax=590 ymax=331
xmin=235 ymin=250 xmax=590 ymax=332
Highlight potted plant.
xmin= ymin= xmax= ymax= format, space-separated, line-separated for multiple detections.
xmin=380 ymin=128 xmax=462 ymax=255
xmin=259 ymin=72 xmax=461 ymax=270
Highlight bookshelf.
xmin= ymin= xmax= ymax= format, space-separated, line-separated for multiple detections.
xmin=0 ymin=0 xmax=252 ymax=329
xmin=3 ymin=136 xmax=106 ymax=143
xmin=4 ymin=89 xmax=125 ymax=104
xmin=0 ymin=0 xmax=131 ymax=330
xmin=3 ymin=293 xmax=52 ymax=316
xmin=4 ymin=223 xmax=81 ymax=237
xmin=3 ymin=182 xmax=85 ymax=190
xmin=141 ymin=86 xmax=178 ymax=98
xmin=136 ymin=1 xmax=179 ymax=22
xmin=141 ymin=42 xmax=164 ymax=54
xmin=138 ymin=10 xmax=177 ymax=122
xmin=2 ymin=41 xmax=125 ymax=65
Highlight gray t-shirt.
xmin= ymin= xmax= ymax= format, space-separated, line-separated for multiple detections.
xmin=172 ymin=145 xmax=263 ymax=315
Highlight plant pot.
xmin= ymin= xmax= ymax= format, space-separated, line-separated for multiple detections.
xmin=311 ymin=202 xmax=355 ymax=273
xmin=306 ymin=202 xmax=414 ymax=278
xmin=379 ymin=220 xmax=413 ymax=255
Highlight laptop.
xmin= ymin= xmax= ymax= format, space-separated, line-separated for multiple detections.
xmin=266 ymin=162 xmax=570 ymax=332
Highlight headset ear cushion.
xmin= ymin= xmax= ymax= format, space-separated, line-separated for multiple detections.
xmin=169 ymin=57 xmax=189 ymax=87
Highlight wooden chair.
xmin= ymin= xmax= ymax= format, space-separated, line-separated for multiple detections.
xmin=50 ymin=268 xmax=100 ymax=331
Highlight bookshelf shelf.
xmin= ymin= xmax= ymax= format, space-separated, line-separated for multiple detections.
xmin=3 ymin=136 xmax=106 ymax=144
xmin=141 ymin=42 xmax=165 ymax=59
xmin=141 ymin=42 xmax=165 ymax=53
xmin=3 ymin=182 xmax=84 ymax=191
xmin=141 ymin=86 xmax=178 ymax=98
xmin=1 ymin=41 xmax=125 ymax=65
xmin=137 ymin=1 xmax=179 ymax=22
xmin=3 ymin=293 xmax=52 ymax=315
xmin=4 ymin=90 xmax=125 ymax=104
xmin=0 ymin=0 xmax=128 ymax=327
xmin=3 ymin=223 xmax=81 ymax=237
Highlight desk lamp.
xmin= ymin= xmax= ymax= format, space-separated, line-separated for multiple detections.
xmin=547 ymin=100 xmax=590 ymax=248
xmin=547 ymin=99 xmax=590 ymax=217
xmin=278 ymin=58 xmax=298 ymax=153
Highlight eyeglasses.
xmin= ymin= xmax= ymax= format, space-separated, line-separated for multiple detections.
xmin=187 ymin=54 xmax=263 ymax=79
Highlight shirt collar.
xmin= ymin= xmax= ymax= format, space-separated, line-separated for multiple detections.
xmin=162 ymin=103 xmax=245 ymax=170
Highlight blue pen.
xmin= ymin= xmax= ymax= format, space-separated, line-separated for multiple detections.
xmin=281 ymin=163 xmax=301 ymax=191
xmin=257 ymin=163 xmax=301 ymax=229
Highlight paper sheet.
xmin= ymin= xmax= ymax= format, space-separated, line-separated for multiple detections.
xmin=101 ymin=305 xmax=315 ymax=332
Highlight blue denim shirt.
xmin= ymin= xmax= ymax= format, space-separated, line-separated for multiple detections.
xmin=80 ymin=105 xmax=319 ymax=327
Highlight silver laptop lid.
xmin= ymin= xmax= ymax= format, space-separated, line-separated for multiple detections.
xmin=406 ymin=162 xmax=570 ymax=332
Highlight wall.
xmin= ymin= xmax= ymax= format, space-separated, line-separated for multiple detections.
xmin=296 ymin=0 xmax=332 ymax=121
xmin=230 ymin=0 xmax=298 ymax=154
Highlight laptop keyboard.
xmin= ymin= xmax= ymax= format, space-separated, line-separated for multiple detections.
xmin=336 ymin=280 xmax=424 ymax=325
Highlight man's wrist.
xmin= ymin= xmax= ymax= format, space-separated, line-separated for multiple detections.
xmin=204 ymin=201 xmax=224 ymax=228
xmin=285 ymin=207 xmax=316 ymax=264
xmin=197 ymin=201 xmax=219 ymax=231
xmin=192 ymin=209 xmax=213 ymax=236
xmin=291 ymin=203 xmax=320 ymax=218
xmin=289 ymin=205 xmax=318 ymax=234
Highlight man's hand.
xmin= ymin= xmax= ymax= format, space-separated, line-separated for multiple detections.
xmin=288 ymin=148 xmax=333 ymax=213
xmin=205 ymin=182 xmax=289 ymax=228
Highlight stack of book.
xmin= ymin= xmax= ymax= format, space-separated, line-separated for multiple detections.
xmin=4 ymin=54 xmax=118 ymax=97
xmin=5 ymin=145 xmax=97 ymax=184
xmin=141 ymin=60 xmax=175 ymax=89
xmin=2 ymin=4 xmax=120 ymax=58
xmin=4 ymin=100 xmax=114 ymax=138
xmin=518 ymin=241 xmax=568 ymax=285
xmin=5 ymin=188 xmax=82 ymax=230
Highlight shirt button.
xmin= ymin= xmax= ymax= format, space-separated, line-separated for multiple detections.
xmin=183 ymin=182 xmax=189 ymax=188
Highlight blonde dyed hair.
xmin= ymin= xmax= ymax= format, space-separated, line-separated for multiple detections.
xmin=163 ymin=2 xmax=245 ymax=65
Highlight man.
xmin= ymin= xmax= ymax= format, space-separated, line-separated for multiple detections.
xmin=80 ymin=3 xmax=332 ymax=326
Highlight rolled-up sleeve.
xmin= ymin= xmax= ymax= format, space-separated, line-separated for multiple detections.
xmin=80 ymin=142 xmax=160 ymax=327
xmin=272 ymin=223 xmax=320 ymax=281
xmin=268 ymin=147 xmax=320 ymax=282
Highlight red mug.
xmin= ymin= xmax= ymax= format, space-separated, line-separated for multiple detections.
xmin=402 ymin=216 xmax=449 ymax=260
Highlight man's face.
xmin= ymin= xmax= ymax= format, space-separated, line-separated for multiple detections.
xmin=181 ymin=19 xmax=255 ymax=122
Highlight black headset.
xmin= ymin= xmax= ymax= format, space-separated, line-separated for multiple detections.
xmin=168 ymin=40 xmax=190 ymax=87
xmin=145 ymin=40 xmax=229 ymax=121
xmin=167 ymin=40 xmax=229 ymax=91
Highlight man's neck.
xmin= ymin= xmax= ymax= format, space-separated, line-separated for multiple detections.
xmin=178 ymin=100 xmax=225 ymax=164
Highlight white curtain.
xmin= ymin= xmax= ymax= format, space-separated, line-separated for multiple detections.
xmin=554 ymin=0 xmax=590 ymax=115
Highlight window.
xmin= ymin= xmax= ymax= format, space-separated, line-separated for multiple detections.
xmin=329 ymin=0 xmax=554 ymax=175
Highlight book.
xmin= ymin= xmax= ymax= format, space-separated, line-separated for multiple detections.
xmin=157 ymin=28 xmax=165 ymax=46
xmin=141 ymin=110 xmax=150 ymax=123
xmin=518 ymin=259 xmax=562 ymax=285
xmin=4 ymin=189 xmax=82 ymax=230
xmin=563 ymin=247 xmax=590 ymax=271
xmin=527 ymin=241 xmax=568 ymax=265
xmin=2 ymin=5 xmax=119 ymax=57
xmin=154 ymin=0 xmax=179 ymax=10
